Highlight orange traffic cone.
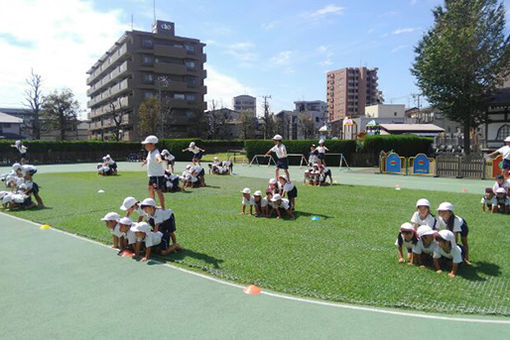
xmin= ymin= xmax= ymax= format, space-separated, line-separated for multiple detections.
xmin=243 ymin=285 xmax=261 ymax=295
xmin=120 ymin=250 xmax=134 ymax=257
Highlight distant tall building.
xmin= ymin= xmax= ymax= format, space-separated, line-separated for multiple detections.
xmin=275 ymin=100 xmax=327 ymax=140
xmin=326 ymin=67 xmax=380 ymax=125
xmin=233 ymin=95 xmax=256 ymax=115
xmin=86 ymin=20 xmax=207 ymax=141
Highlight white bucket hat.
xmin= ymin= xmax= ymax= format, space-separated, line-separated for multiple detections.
xmin=505 ymin=136 xmax=510 ymax=142
xmin=189 ymin=142 xmax=196 ymax=148
xmin=241 ymin=187 xmax=251 ymax=194
xmin=140 ymin=198 xmax=157 ymax=208
xmin=269 ymin=178 xmax=277 ymax=185
xmin=437 ymin=229 xmax=456 ymax=247
xmin=416 ymin=198 xmax=430 ymax=207
xmin=118 ymin=217 xmax=133 ymax=226
xmin=120 ymin=196 xmax=138 ymax=211
xmin=272 ymin=134 xmax=282 ymax=141
xmin=141 ymin=135 xmax=158 ymax=144
xmin=101 ymin=212 xmax=120 ymax=221
xmin=319 ymin=139 xmax=325 ymax=144
xmin=253 ymin=190 xmax=262 ymax=196
xmin=496 ymin=187 xmax=506 ymax=194
xmin=417 ymin=225 xmax=435 ymax=238
xmin=131 ymin=222 xmax=151 ymax=234
xmin=12 ymin=163 xmax=21 ymax=171
xmin=271 ymin=194 xmax=282 ymax=202
xmin=399 ymin=222 xmax=415 ymax=232
xmin=437 ymin=202 xmax=454 ymax=211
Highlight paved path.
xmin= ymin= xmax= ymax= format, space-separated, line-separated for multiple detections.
xmin=1 ymin=213 xmax=509 ymax=339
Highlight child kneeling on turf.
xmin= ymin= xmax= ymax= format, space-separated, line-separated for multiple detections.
xmin=433 ymin=229 xmax=464 ymax=278
xmin=130 ymin=222 xmax=163 ymax=261
xmin=120 ymin=196 xmax=144 ymax=222
xmin=117 ymin=217 xmax=134 ymax=252
xmin=410 ymin=199 xmax=437 ymax=230
xmin=481 ymin=188 xmax=496 ymax=213
xmin=493 ymin=187 xmax=510 ymax=214
xmin=412 ymin=225 xmax=437 ymax=267
xmin=101 ymin=212 xmax=122 ymax=249
xmin=140 ymin=198 xmax=181 ymax=254
xmin=241 ymin=187 xmax=255 ymax=215
xmin=395 ymin=222 xmax=418 ymax=264
xmin=437 ymin=202 xmax=471 ymax=265
xmin=270 ymin=194 xmax=295 ymax=219
xmin=279 ymin=176 xmax=297 ymax=211
xmin=253 ymin=190 xmax=268 ymax=217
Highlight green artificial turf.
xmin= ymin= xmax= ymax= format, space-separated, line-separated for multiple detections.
xmin=5 ymin=171 xmax=510 ymax=316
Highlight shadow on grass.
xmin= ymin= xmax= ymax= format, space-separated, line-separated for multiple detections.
xmin=458 ymin=261 xmax=502 ymax=281
xmin=294 ymin=211 xmax=334 ymax=220
xmin=169 ymin=248 xmax=224 ymax=269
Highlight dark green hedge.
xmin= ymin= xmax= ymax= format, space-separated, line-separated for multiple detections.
xmin=361 ymin=135 xmax=433 ymax=157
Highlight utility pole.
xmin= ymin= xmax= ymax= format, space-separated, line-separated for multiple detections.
xmin=261 ymin=95 xmax=271 ymax=139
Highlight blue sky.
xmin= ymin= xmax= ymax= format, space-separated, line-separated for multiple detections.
xmin=1 ymin=0 xmax=509 ymax=117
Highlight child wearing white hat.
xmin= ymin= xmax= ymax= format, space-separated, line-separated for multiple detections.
xmin=433 ymin=230 xmax=464 ymax=278
xmin=241 ymin=188 xmax=255 ymax=215
xmin=412 ymin=225 xmax=438 ymax=267
xmin=130 ymin=222 xmax=163 ymax=261
xmin=493 ymin=187 xmax=510 ymax=213
xmin=160 ymin=149 xmax=176 ymax=173
xmin=117 ymin=217 xmax=134 ymax=251
xmin=481 ymin=188 xmax=496 ymax=213
xmin=266 ymin=178 xmax=281 ymax=195
xmin=120 ymin=196 xmax=144 ymax=222
xmin=395 ymin=222 xmax=418 ymax=264
xmin=101 ymin=212 xmax=122 ymax=249
xmin=270 ymin=193 xmax=295 ymax=219
xmin=163 ymin=170 xmax=181 ymax=192
xmin=22 ymin=165 xmax=43 ymax=208
xmin=141 ymin=135 xmax=165 ymax=209
xmin=140 ymin=198 xmax=181 ymax=254
xmin=265 ymin=134 xmax=291 ymax=182
xmin=279 ymin=176 xmax=297 ymax=211
xmin=10 ymin=140 xmax=28 ymax=164
xmin=253 ymin=190 xmax=269 ymax=217
xmin=410 ymin=198 xmax=438 ymax=230
xmin=492 ymin=174 xmax=510 ymax=196
xmin=437 ymin=202 xmax=471 ymax=265
xmin=191 ymin=164 xmax=206 ymax=187
xmin=316 ymin=139 xmax=329 ymax=166
xmin=487 ymin=136 xmax=510 ymax=177
xmin=182 ymin=142 xmax=205 ymax=165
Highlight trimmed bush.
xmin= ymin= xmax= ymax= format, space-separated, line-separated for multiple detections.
xmin=361 ymin=135 xmax=433 ymax=157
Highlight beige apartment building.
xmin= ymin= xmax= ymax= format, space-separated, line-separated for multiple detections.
xmin=326 ymin=67 xmax=380 ymax=126
xmin=87 ymin=20 xmax=207 ymax=141
xmin=233 ymin=95 xmax=256 ymax=115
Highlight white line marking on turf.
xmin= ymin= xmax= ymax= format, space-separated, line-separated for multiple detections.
xmin=2 ymin=212 xmax=510 ymax=325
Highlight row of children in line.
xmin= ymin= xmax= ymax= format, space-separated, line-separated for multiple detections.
xmin=0 ymin=162 xmax=43 ymax=209
xmin=304 ymin=163 xmax=334 ymax=186
xmin=101 ymin=196 xmax=181 ymax=261
xmin=481 ymin=174 xmax=510 ymax=214
xmin=396 ymin=199 xmax=471 ymax=278
xmin=96 ymin=154 xmax=118 ymax=176
xmin=241 ymin=176 xmax=298 ymax=219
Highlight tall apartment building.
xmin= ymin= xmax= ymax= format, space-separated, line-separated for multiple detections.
xmin=87 ymin=20 xmax=207 ymax=141
xmin=233 ymin=95 xmax=256 ymax=115
xmin=326 ymin=67 xmax=380 ymax=125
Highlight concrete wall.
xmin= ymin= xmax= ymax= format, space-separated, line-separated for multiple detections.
xmin=365 ymin=104 xmax=405 ymax=118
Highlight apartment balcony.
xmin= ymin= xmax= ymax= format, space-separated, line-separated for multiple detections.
xmin=153 ymin=44 xmax=187 ymax=58
xmin=86 ymin=43 xmax=128 ymax=85
xmin=154 ymin=63 xmax=187 ymax=75
xmin=89 ymin=96 xmax=132 ymax=118
xmin=87 ymin=60 xmax=130 ymax=96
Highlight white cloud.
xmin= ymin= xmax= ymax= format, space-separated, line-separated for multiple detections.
xmin=303 ymin=4 xmax=344 ymax=19
xmin=393 ymin=27 xmax=419 ymax=35
xmin=270 ymin=50 xmax=294 ymax=65
xmin=0 ymin=0 xmax=128 ymax=118
xmin=220 ymin=41 xmax=258 ymax=65
xmin=204 ymin=65 xmax=256 ymax=112
xmin=391 ymin=44 xmax=409 ymax=53
xmin=261 ymin=21 xmax=278 ymax=30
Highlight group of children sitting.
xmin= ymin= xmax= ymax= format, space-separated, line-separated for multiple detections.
xmin=101 ymin=196 xmax=182 ymax=261
xmin=240 ymin=176 xmax=298 ymax=220
xmin=396 ymin=198 xmax=470 ymax=278
xmin=481 ymin=174 xmax=510 ymax=214
xmin=0 ymin=162 xmax=43 ymax=209
xmin=96 ymin=154 xmax=118 ymax=176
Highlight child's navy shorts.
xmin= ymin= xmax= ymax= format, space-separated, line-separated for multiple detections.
xmin=459 ymin=221 xmax=469 ymax=237
xmin=276 ymin=157 xmax=289 ymax=169
xmin=193 ymin=152 xmax=203 ymax=160
xmin=148 ymin=176 xmax=165 ymax=190
xmin=503 ymin=159 xmax=510 ymax=170
xmin=32 ymin=182 xmax=39 ymax=194
xmin=318 ymin=153 xmax=325 ymax=160
xmin=287 ymin=186 xmax=298 ymax=198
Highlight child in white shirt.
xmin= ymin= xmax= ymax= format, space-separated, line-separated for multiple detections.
xmin=410 ymin=198 xmax=438 ymax=230
xmin=437 ymin=202 xmax=471 ymax=265
xmin=493 ymin=187 xmax=510 ymax=214
xmin=120 ymin=196 xmax=144 ymax=222
xmin=433 ymin=230 xmax=464 ymax=278
xmin=241 ymin=187 xmax=255 ymax=215
xmin=117 ymin=217 xmax=134 ymax=252
xmin=487 ymin=136 xmax=510 ymax=178
xmin=253 ymin=190 xmax=269 ymax=217
xmin=140 ymin=198 xmax=181 ymax=255
xmin=395 ymin=222 xmax=418 ymax=264
xmin=279 ymin=176 xmax=297 ymax=211
xmin=101 ymin=212 xmax=122 ymax=249
xmin=317 ymin=139 xmax=329 ymax=166
xmin=265 ymin=134 xmax=291 ymax=182
xmin=270 ymin=194 xmax=295 ymax=219
xmin=412 ymin=225 xmax=438 ymax=267
xmin=481 ymin=188 xmax=496 ymax=212
xmin=130 ymin=222 xmax=163 ymax=261
xmin=141 ymin=135 xmax=165 ymax=209
xmin=182 ymin=142 xmax=205 ymax=165
xmin=160 ymin=149 xmax=176 ymax=173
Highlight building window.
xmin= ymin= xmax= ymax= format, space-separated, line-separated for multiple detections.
xmin=143 ymin=73 xmax=154 ymax=84
xmin=184 ymin=76 xmax=197 ymax=87
xmin=185 ymin=110 xmax=194 ymax=118
xmin=185 ymin=60 xmax=196 ymax=70
xmin=496 ymin=124 xmax=510 ymax=140
xmin=142 ymin=38 xmax=153 ymax=48
xmin=174 ymin=94 xmax=185 ymax=100
xmin=185 ymin=94 xmax=195 ymax=101
xmin=142 ymin=55 xmax=154 ymax=65
xmin=184 ymin=44 xmax=195 ymax=54
xmin=315 ymin=117 xmax=319 ymax=123
xmin=144 ymin=92 xmax=153 ymax=99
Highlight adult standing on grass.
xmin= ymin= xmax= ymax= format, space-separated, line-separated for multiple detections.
xmin=487 ymin=136 xmax=510 ymax=178
xmin=141 ymin=135 xmax=165 ymax=209
xmin=265 ymin=134 xmax=290 ymax=182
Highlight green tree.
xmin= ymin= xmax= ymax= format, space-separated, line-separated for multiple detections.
xmin=41 ymin=89 xmax=79 ymax=140
xmin=412 ymin=0 xmax=510 ymax=153
xmin=138 ymin=97 xmax=161 ymax=137
xmin=238 ymin=110 xmax=257 ymax=139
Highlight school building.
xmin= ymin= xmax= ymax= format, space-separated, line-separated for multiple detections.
xmin=86 ymin=20 xmax=207 ymax=141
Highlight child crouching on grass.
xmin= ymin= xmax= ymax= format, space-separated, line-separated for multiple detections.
xmin=241 ymin=187 xmax=255 ymax=215
xmin=433 ymin=230 xmax=464 ymax=278
xmin=270 ymin=194 xmax=295 ymax=220
xmin=493 ymin=187 xmax=510 ymax=214
xmin=120 ymin=196 xmax=143 ymax=222
xmin=481 ymin=188 xmax=496 ymax=213
xmin=117 ymin=217 xmax=134 ymax=252
xmin=279 ymin=176 xmax=297 ymax=211
xmin=130 ymin=222 xmax=163 ymax=262
xmin=101 ymin=212 xmax=122 ymax=249
xmin=410 ymin=199 xmax=437 ymax=230
xmin=253 ymin=190 xmax=268 ymax=217
xmin=412 ymin=225 xmax=437 ymax=267
xmin=437 ymin=202 xmax=471 ymax=265
xmin=395 ymin=222 xmax=418 ymax=264
xmin=140 ymin=198 xmax=181 ymax=254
